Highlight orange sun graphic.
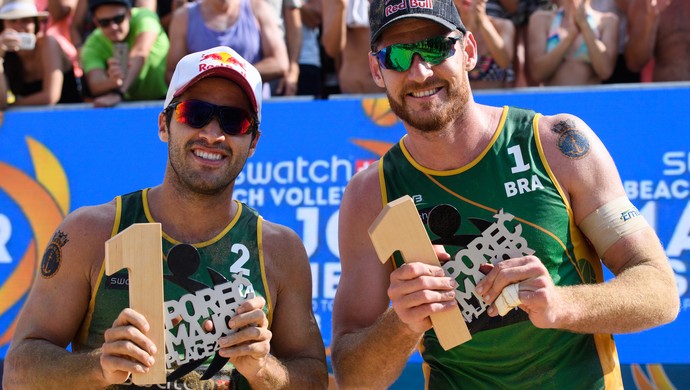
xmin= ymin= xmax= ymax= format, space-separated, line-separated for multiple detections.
xmin=0 ymin=137 xmax=69 ymax=348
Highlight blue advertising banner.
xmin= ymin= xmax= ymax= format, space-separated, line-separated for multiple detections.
xmin=0 ymin=83 xmax=688 ymax=388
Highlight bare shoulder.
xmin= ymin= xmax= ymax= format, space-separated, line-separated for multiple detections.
xmin=537 ymin=113 xmax=626 ymax=220
xmin=170 ymin=2 xmax=190 ymax=20
xmin=342 ymin=160 xmax=382 ymax=210
xmin=56 ymin=200 xmax=117 ymax=272
xmin=62 ymin=200 xmax=117 ymax=239
xmin=339 ymin=161 xmax=385 ymax=252
xmin=597 ymin=8 xmax=619 ymax=28
xmin=491 ymin=15 xmax=516 ymax=34
xmin=259 ymin=218 xmax=312 ymax=298
xmin=537 ymin=113 xmax=599 ymax=157
xmin=250 ymin=0 xmax=273 ymax=20
xmin=37 ymin=34 xmax=57 ymax=50
xmin=527 ymin=9 xmax=553 ymax=37
xmin=260 ymin=218 xmax=305 ymax=260
xmin=7 ymin=200 xmax=118 ymax=348
xmin=529 ymin=9 xmax=554 ymax=25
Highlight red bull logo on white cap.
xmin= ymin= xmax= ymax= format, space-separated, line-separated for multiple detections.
xmin=198 ymin=51 xmax=248 ymax=76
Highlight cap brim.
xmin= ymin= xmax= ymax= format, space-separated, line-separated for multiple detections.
xmin=371 ymin=14 xmax=459 ymax=45
xmin=0 ymin=11 xmax=49 ymax=19
xmin=172 ymin=67 xmax=259 ymax=116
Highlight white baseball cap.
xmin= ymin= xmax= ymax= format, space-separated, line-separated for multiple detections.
xmin=164 ymin=46 xmax=263 ymax=122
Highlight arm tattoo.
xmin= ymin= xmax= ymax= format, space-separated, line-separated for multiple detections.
xmin=40 ymin=230 xmax=69 ymax=278
xmin=551 ymin=119 xmax=591 ymax=159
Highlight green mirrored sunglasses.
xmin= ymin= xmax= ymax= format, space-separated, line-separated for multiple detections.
xmin=373 ymin=35 xmax=462 ymax=72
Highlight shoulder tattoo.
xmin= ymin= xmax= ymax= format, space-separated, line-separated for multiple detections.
xmin=551 ymin=119 xmax=590 ymax=159
xmin=40 ymin=230 xmax=69 ymax=279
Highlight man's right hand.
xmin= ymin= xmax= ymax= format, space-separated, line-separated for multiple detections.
xmin=387 ymin=262 xmax=458 ymax=334
xmin=106 ymin=58 xmax=125 ymax=87
xmin=100 ymin=308 xmax=158 ymax=384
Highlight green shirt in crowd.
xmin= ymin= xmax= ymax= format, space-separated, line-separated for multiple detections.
xmin=81 ymin=7 xmax=169 ymax=101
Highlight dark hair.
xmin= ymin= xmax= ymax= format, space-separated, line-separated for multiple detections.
xmin=88 ymin=0 xmax=131 ymax=13
xmin=163 ymin=100 xmax=178 ymax=128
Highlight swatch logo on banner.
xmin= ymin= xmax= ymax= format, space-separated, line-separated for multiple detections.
xmin=0 ymin=138 xmax=69 ymax=349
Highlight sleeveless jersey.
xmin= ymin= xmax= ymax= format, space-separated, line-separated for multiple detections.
xmin=74 ymin=189 xmax=271 ymax=389
xmin=186 ymin=0 xmax=262 ymax=65
xmin=380 ymin=107 xmax=622 ymax=389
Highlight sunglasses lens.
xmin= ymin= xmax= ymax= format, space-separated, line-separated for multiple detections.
xmin=175 ymin=100 xmax=213 ymax=128
xmin=418 ymin=36 xmax=453 ymax=65
xmin=98 ymin=13 xmax=125 ymax=27
xmin=173 ymin=100 xmax=255 ymax=136
xmin=218 ymin=107 xmax=254 ymax=135
xmin=378 ymin=36 xmax=455 ymax=72
xmin=383 ymin=47 xmax=413 ymax=72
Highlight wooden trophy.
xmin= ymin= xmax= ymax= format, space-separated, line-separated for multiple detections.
xmin=368 ymin=195 xmax=472 ymax=350
xmin=105 ymin=223 xmax=166 ymax=384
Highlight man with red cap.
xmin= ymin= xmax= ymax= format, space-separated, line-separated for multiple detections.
xmin=3 ymin=46 xmax=328 ymax=390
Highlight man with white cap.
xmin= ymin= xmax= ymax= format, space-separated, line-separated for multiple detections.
xmin=330 ymin=0 xmax=678 ymax=388
xmin=3 ymin=46 xmax=328 ymax=390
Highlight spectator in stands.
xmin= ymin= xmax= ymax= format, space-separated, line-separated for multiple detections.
xmin=507 ymin=0 xmax=552 ymax=86
xmin=72 ymin=0 xmax=158 ymax=55
xmin=527 ymin=0 xmax=618 ymax=85
xmin=618 ymin=0 xmax=689 ymax=82
xmin=457 ymin=0 xmax=516 ymax=89
xmin=296 ymin=0 xmax=322 ymax=96
xmin=80 ymin=0 xmax=169 ymax=107
xmin=155 ymin=0 xmax=179 ymax=32
xmin=165 ymin=0 xmax=288 ymax=97
xmin=322 ymin=0 xmax=383 ymax=94
xmin=591 ymin=0 xmax=639 ymax=83
xmin=0 ymin=0 xmax=82 ymax=107
xmin=265 ymin=0 xmax=303 ymax=97
xmin=40 ymin=0 xmax=82 ymax=79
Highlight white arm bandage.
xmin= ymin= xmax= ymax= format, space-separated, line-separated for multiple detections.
xmin=578 ymin=196 xmax=650 ymax=256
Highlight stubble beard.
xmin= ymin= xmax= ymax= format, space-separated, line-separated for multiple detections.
xmin=388 ymin=79 xmax=470 ymax=133
xmin=168 ymin=139 xmax=242 ymax=197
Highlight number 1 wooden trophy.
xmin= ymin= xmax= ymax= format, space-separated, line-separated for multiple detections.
xmin=105 ymin=223 xmax=166 ymax=384
xmin=368 ymin=195 xmax=472 ymax=350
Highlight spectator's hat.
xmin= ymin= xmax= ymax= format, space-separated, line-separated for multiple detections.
xmin=0 ymin=0 xmax=48 ymax=19
xmin=88 ymin=0 xmax=131 ymax=13
xmin=369 ymin=0 xmax=466 ymax=45
xmin=165 ymin=46 xmax=263 ymax=122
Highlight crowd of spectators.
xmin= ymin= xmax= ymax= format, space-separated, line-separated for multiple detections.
xmin=0 ymin=0 xmax=687 ymax=109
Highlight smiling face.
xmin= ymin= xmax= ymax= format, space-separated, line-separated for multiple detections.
xmin=369 ymin=19 xmax=477 ymax=133
xmin=92 ymin=4 xmax=130 ymax=42
xmin=158 ymin=77 xmax=259 ymax=197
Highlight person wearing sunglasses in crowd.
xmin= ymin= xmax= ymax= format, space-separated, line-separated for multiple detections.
xmin=80 ymin=0 xmax=168 ymax=107
xmin=3 ymin=46 xmax=328 ymax=390
xmin=330 ymin=0 xmax=678 ymax=388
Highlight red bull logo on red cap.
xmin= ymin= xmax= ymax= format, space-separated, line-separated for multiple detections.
xmin=198 ymin=51 xmax=247 ymax=76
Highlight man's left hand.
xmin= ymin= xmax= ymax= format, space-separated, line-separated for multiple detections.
xmin=217 ymin=296 xmax=272 ymax=378
xmin=475 ymin=256 xmax=564 ymax=329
